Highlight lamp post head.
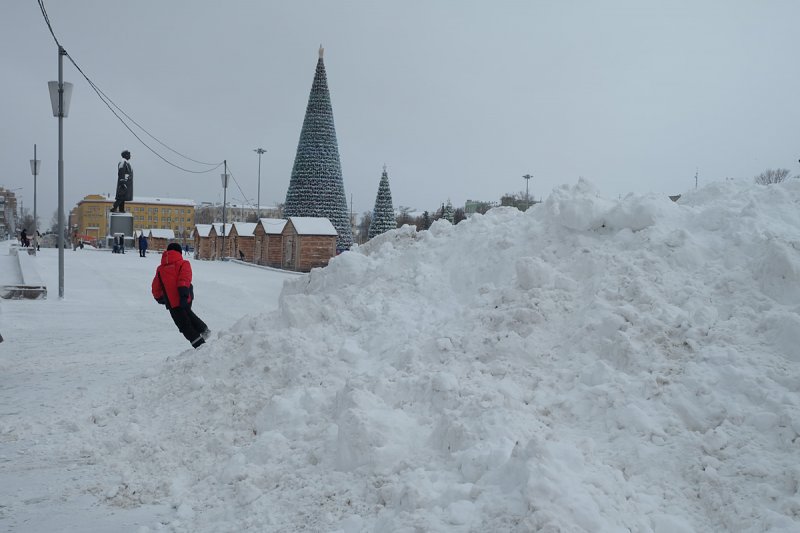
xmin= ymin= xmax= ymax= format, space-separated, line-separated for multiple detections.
xmin=47 ymin=81 xmax=73 ymax=117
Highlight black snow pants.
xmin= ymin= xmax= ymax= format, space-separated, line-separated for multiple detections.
xmin=169 ymin=304 xmax=208 ymax=348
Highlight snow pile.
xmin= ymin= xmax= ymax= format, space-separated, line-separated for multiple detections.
xmin=88 ymin=179 xmax=800 ymax=532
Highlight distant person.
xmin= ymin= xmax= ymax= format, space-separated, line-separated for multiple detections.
xmin=113 ymin=234 xmax=125 ymax=254
xmin=111 ymin=150 xmax=133 ymax=213
xmin=20 ymin=229 xmax=28 ymax=247
xmin=152 ymin=242 xmax=210 ymax=349
xmin=239 ymin=250 xmax=245 ymax=261
xmin=184 ymin=243 xmax=190 ymax=256
xmin=138 ymin=234 xmax=148 ymax=257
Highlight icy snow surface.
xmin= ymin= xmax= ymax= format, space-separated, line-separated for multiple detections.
xmin=4 ymin=179 xmax=800 ymax=532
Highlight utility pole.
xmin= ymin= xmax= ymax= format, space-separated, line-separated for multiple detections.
xmin=47 ymin=45 xmax=72 ymax=298
xmin=58 ymin=47 xmax=65 ymax=296
xmin=695 ymin=168 xmax=699 ymax=190
xmin=254 ymin=147 xmax=266 ymax=219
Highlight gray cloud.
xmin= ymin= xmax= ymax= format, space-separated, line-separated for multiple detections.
xmin=3 ymin=1 xmax=798 ymax=224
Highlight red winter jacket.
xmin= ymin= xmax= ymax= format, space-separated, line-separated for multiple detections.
xmin=152 ymin=250 xmax=193 ymax=309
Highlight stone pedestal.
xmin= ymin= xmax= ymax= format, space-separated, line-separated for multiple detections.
xmin=107 ymin=212 xmax=134 ymax=250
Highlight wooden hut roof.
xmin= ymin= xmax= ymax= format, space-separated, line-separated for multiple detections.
xmin=289 ymin=217 xmax=337 ymax=236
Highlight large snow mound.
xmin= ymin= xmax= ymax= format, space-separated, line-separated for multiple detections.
xmin=88 ymin=179 xmax=800 ymax=532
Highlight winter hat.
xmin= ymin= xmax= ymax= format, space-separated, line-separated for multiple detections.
xmin=167 ymin=242 xmax=182 ymax=253
xmin=121 ymin=150 xmax=131 ymax=159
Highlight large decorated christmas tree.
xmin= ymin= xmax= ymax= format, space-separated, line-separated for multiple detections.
xmin=368 ymin=165 xmax=396 ymax=239
xmin=284 ymin=46 xmax=353 ymax=250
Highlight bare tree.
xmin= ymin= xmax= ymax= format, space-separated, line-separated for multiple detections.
xmin=20 ymin=213 xmax=35 ymax=233
xmin=49 ymin=209 xmax=61 ymax=232
xmin=472 ymin=201 xmax=494 ymax=215
xmin=357 ymin=211 xmax=372 ymax=244
xmin=194 ymin=205 xmax=216 ymax=224
xmin=395 ymin=206 xmax=414 ymax=228
xmin=500 ymin=191 xmax=538 ymax=211
xmin=754 ymin=168 xmax=791 ymax=185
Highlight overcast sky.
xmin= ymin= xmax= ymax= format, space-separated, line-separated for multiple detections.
xmin=3 ymin=1 xmax=799 ymax=225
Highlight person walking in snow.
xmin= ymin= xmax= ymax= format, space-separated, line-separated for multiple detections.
xmin=152 ymin=242 xmax=210 ymax=349
xmin=138 ymin=233 xmax=148 ymax=257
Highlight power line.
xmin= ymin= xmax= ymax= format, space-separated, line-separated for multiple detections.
xmin=37 ymin=0 xmax=60 ymax=48
xmin=78 ymin=74 xmax=219 ymax=167
xmin=224 ymin=163 xmax=256 ymax=209
xmin=37 ymin=0 xmax=223 ymax=174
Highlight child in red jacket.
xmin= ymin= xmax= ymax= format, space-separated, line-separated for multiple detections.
xmin=152 ymin=242 xmax=210 ymax=348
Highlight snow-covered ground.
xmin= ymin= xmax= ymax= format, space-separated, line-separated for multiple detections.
xmin=3 ymin=179 xmax=800 ymax=532
xmin=0 ymin=246 xmax=295 ymax=531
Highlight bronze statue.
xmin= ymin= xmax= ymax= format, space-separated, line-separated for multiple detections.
xmin=111 ymin=150 xmax=133 ymax=213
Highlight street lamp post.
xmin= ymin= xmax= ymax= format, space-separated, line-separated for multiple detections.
xmin=48 ymin=45 xmax=73 ymax=298
xmin=221 ymin=160 xmax=228 ymax=260
xmin=254 ymin=148 xmax=266 ymax=220
xmin=30 ymin=144 xmax=40 ymax=243
xmin=522 ymin=174 xmax=532 ymax=208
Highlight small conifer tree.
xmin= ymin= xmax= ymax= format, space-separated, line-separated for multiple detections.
xmin=368 ymin=166 xmax=396 ymax=239
xmin=442 ymin=200 xmax=455 ymax=223
xmin=421 ymin=211 xmax=432 ymax=230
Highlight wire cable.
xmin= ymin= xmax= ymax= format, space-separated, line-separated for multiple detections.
xmin=37 ymin=0 xmax=224 ymax=174
xmin=76 ymin=73 xmax=219 ymax=167
xmin=224 ymin=163 xmax=257 ymax=209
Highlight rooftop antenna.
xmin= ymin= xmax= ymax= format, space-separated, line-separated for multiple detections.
xmin=694 ymin=168 xmax=699 ymax=190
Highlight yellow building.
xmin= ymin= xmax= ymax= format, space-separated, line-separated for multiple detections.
xmin=72 ymin=194 xmax=195 ymax=242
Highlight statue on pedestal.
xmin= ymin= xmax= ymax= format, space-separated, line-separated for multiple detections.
xmin=111 ymin=150 xmax=133 ymax=213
